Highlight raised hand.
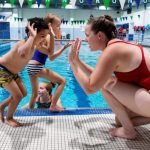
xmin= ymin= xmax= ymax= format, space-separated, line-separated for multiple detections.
xmin=27 ymin=22 xmax=37 ymax=38
xmin=48 ymin=23 xmax=55 ymax=37
xmin=69 ymin=38 xmax=81 ymax=63
xmin=63 ymin=41 xmax=73 ymax=49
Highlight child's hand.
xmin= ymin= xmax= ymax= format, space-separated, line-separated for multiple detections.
xmin=63 ymin=41 xmax=73 ymax=49
xmin=48 ymin=23 xmax=55 ymax=37
xmin=27 ymin=22 xmax=37 ymax=38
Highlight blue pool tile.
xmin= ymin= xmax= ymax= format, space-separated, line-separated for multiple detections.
xmin=4 ymin=108 xmax=113 ymax=117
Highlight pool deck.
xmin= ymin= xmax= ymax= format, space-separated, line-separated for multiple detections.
xmin=0 ymin=108 xmax=150 ymax=150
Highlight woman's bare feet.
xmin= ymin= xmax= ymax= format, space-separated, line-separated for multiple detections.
xmin=50 ymin=105 xmax=64 ymax=112
xmin=0 ymin=105 xmax=4 ymax=123
xmin=109 ymin=127 xmax=136 ymax=140
xmin=5 ymin=118 xmax=23 ymax=127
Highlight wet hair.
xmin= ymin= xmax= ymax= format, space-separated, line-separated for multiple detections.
xmin=25 ymin=17 xmax=49 ymax=37
xmin=45 ymin=82 xmax=56 ymax=95
xmin=44 ymin=13 xmax=60 ymax=24
xmin=87 ymin=15 xmax=117 ymax=40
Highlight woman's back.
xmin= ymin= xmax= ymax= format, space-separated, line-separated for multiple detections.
xmin=107 ymin=40 xmax=150 ymax=73
xmin=108 ymin=40 xmax=150 ymax=90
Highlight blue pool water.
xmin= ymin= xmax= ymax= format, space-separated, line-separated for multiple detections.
xmin=0 ymin=41 xmax=109 ymax=109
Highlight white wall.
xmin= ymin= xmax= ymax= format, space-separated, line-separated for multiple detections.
xmin=5 ymin=6 xmax=150 ymax=40
xmin=117 ymin=7 xmax=150 ymax=28
xmin=117 ymin=7 xmax=150 ymax=42
xmin=7 ymin=8 xmax=119 ymax=39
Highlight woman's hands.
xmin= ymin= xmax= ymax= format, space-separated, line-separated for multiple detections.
xmin=69 ymin=38 xmax=81 ymax=63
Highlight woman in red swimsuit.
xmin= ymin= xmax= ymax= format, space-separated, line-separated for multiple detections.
xmin=69 ymin=15 xmax=150 ymax=140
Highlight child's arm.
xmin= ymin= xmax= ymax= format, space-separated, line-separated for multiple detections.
xmin=17 ymin=23 xmax=37 ymax=58
xmin=48 ymin=42 xmax=72 ymax=61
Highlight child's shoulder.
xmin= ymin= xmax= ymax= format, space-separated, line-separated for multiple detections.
xmin=16 ymin=39 xmax=26 ymax=47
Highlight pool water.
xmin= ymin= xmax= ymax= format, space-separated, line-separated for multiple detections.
xmin=0 ymin=41 xmax=109 ymax=109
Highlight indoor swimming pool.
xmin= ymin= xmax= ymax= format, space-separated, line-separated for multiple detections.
xmin=0 ymin=41 xmax=109 ymax=109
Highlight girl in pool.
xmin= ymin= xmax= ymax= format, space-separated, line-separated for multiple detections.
xmin=36 ymin=81 xmax=62 ymax=109
xmin=69 ymin=15 xmax=150 ymax=139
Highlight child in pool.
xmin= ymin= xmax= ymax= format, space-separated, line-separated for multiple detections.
xmin=36 ymin=81 xmax=63 ymax=109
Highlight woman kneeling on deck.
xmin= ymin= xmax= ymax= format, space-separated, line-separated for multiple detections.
xmin=69 ymin=15 xmax=150 ymax=140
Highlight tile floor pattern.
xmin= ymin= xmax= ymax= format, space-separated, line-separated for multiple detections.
xmin=0 ymin=114 xmax=150 ymax=150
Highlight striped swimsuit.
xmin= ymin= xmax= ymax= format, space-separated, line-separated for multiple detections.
xmin=27 ymin=50 xmax=48 ymax=76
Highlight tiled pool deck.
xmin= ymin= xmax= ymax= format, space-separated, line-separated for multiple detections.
xmin=0 ymin=108 xmax=150 ymax=150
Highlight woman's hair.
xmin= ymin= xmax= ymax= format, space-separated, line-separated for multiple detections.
xmin=87 ymin=15 xmax=117 ymax=40
xmin=25 ymin=17 xmax=49 ymax=36
xmin=45 ymin=82 xmax=56 ymax=95
xmin=44 ymin=13 xmax=60 ymax=24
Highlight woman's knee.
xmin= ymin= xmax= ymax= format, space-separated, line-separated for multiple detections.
xmin=103 ymin=77 xmax=118 ymax=91
xmin=101 ymin=88 xmax=110 ymax=100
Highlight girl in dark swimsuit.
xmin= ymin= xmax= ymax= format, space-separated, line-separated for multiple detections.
xmin=36 ymin=81 xmax=63 ymax=109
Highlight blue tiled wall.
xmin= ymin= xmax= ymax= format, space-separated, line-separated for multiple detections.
xmin=0 ymin=22 xmax=10 ymax=39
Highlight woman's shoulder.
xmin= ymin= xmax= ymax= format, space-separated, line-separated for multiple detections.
xmin=103 ymin=40 xmax=131 ymax=62
xmin=107 ymin=39 xmax=129 ymax=48
xmin=106 ymin=39 xmax=135 ymax=54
